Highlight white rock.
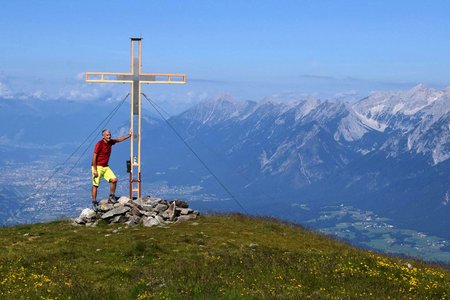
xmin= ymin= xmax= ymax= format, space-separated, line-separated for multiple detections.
xmin=180 ymin=208 xmax=193 ymax=215
xmin=118 ymin=196 xmax=130 ymax=204
xmin=142 ymin=217 xmax=160 ymax=227
xmin=80 ymin=208 xmax=96 ymax=219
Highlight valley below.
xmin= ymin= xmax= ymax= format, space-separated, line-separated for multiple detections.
xmin=1 ymin=159 xmax=449 ymax=264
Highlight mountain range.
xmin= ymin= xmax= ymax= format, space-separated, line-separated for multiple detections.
xmin=136 ymin=84 xmax=450 ymax=240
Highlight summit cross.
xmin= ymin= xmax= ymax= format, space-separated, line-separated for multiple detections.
xmin=85 ymin=38 xmax=186 ymax=199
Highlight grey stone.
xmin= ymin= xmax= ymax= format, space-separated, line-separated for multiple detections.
xmin=98 ymin=203 xmax=114 ymax=212
xmin=124 ymin=201 xmax=137 ymax=208
xmin=140 ymin=204 xmax=155 ymax=211
xmin=167 ymin=202 xmax=177 ymax=221
xmin=180 ymin=208 xmax=193 ymax=215
xmin=176 ymin=214 xmax=197 ymax=222
xmin=110 ymin=215 xmax=122 ymax=223
xmin=143 ymin=211 xmax=153 ymax=217
xmin=141 ymin=197 xmax=162 ymax=208
xmin=155 ymin=203 xmax=168 ymax=213
xmin=142 ymin=217 xmax=160 ymax=227
xmin=125 ymin=201 xmax=145 ymax=212
xmin=142 ymin=196 xmax=162 ymax=202
xmin=132 ymin=198 xmax=145 ymax=207
xmin=156 ymin=215 xmax=165 ymax=223
xmin=101 ymin=206 xmax=130 ymax=219
xmin=118 ymin=196 xmax=130 ymax=204
xmin=160 ymin=211 xmax=169 ymax=220
xmin=129 ymin=206 xmax=143 ymax=217
xmin=125 ymin=215 xmax=141 ymax=226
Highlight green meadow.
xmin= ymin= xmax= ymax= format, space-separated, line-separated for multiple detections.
xmin=0 ymin=214 xmax=449 ymax=299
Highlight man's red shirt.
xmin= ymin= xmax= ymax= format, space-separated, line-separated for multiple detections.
xmin=93 ymin=139 xmax=117 ymax=166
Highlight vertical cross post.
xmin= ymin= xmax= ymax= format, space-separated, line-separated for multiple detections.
xmin=85 ymin=38 xmax=186 ymax=199
xmin=130 ymin=38 xmax=142 ymax=200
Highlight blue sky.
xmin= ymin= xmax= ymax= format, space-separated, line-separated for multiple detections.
xmin=1 ymin=0 xmax=450 ymax=112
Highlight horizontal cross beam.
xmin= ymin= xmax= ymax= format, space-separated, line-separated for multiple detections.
xmin=85 ymin=72 xmax=186 ymax=84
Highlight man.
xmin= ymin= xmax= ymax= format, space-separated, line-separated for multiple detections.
xmin=91 ymin=129 xmax=132 ymax=211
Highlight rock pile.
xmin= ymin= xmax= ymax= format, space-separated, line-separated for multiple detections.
xmin=73 ymin=196 xmax=199 ymax=227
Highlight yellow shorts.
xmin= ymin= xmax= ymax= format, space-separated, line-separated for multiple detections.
xmin=92 ymin=166 xmax=116 ymax=187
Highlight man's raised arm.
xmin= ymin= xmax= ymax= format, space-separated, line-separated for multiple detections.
xmin=115 ymin=130 xmax=132 ymax=143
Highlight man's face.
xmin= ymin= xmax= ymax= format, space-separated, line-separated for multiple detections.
xmin=102 ymin=130 xmax=111 ymax=142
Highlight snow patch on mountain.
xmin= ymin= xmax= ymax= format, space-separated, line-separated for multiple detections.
xmin=443 ymin=191 xmax=449 ymax=206
xmin=353 ymin=110 xmax=388 ymax=133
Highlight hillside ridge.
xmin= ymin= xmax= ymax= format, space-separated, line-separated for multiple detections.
xmin=0 ymin=213 xmax=449 ymax=299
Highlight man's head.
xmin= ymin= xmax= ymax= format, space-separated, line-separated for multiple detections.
xmin=102 ymin=129 xmax=111 ymax=142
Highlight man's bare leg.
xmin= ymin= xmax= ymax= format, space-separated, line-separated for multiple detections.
xmin=109 ymin=178 xmax=118 ymax=202
xmin=92 ymin=185 xmax=98 ymax=203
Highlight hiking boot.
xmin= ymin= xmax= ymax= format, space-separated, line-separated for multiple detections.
xmin=109 ymin=194 xmax=117 ymax=203
xmin=92 ymin=201 xmax=99 ymax=212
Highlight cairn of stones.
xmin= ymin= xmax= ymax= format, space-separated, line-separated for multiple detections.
xmin=73 ymin=196 xmax=199 ymax=227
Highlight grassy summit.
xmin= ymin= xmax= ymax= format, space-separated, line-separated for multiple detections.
xmin=0 ymin=214 xmax=449 ymax=299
